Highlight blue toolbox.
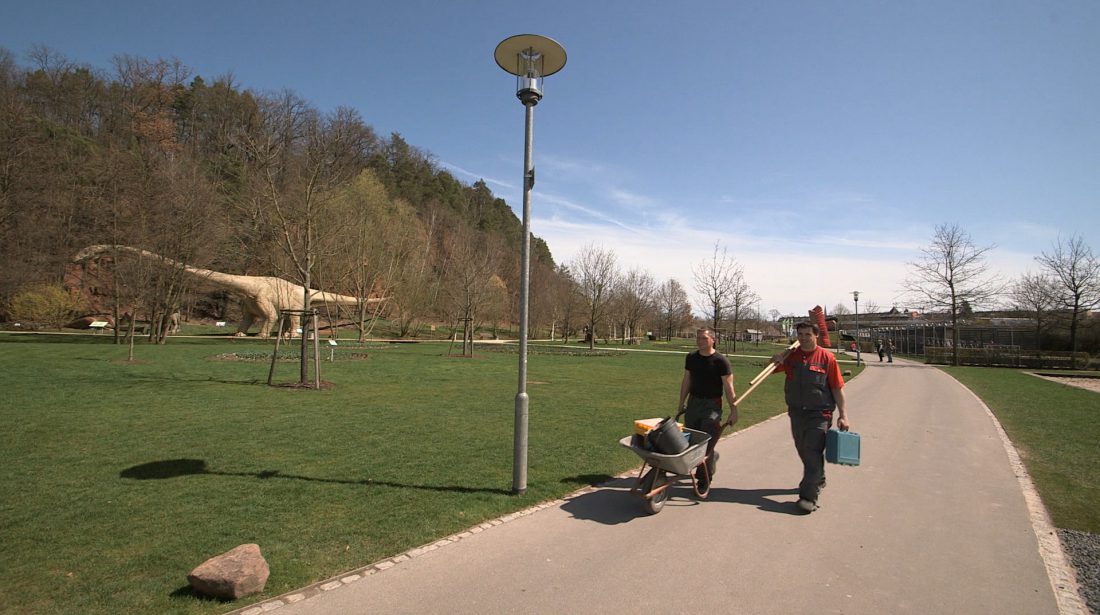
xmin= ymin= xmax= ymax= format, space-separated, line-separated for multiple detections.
xmin=825 ymin=428 xmax=860 ymax=466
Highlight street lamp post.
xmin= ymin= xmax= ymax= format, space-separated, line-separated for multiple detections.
xmin=495 ymin=34 xmax=566 ymax=495
xmin=852 ymin=291 xmax=861 ymax=366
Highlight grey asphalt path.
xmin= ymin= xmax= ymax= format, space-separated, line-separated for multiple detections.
xmin=254 ymin=358 xmax=1069 ymax=615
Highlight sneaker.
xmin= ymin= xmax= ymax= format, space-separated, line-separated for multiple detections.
xmin=797 ymin=498 xmax=818 ymax=513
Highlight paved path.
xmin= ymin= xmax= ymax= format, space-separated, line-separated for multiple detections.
xmin=236 ymin=358 xmax=1084 ymax=615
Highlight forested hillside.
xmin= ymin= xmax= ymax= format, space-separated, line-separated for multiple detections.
xmin=0 ymin=47 xmax=562 ymax=337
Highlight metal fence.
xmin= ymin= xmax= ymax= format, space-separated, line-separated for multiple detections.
xmin=923 ymin=347 xmax=1091 ymax=369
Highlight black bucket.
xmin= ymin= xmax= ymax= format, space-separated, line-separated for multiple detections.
xmin=647 ymin=417 xmax=688 ymax=455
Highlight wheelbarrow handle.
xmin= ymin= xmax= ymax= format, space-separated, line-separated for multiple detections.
xmin=737 ymin=341 xmax=798 ymax=405
xmin=748 ymin=341 xmax=798 ymax=386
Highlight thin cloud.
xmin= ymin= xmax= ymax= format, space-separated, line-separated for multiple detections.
xmin=819 ymin=235 xmax=923 ymax=251
xmin=608 ymin=188 xmax=657 ymax=209
xmin=438 ymin=161 xmax=514 ymax=191
xmin=538 ymin=153 xmax=609 ymax=179
xmin=535 ymin=193 xmax=639 ymax=232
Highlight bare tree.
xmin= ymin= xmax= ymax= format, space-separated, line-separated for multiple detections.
xmin=1035 ymin=235 xmax=1100 ymax=367
xmin=142 ymin=156 xmax=225 ymax=343
xmin=528 ymin=259 xmax=561 ymax=340
xmin=902 ymin=224 xmax=1002 ymax=365
xmin=441 ymin=225 xmax=503 ymax=356
xmin=616 ymin=267 xmax=656 ymax=344
xmin=692 ymin=241 xmax=744 ymax=341
xmin=388 ymin=202 xmax=445 ymax=338
xmin=86 ymin=246 xmax=157 ymax=360
xmin=550 ymin=264 xmax=583 ymax=343
xmin=1009 ymin=272 xmax=1058 ymax=356
xmin=324 ymin=169 xmax=413 ymax=341
xmin=242 ymin=94 xmax=370 ymax=384
xmin=655 ymin=278 xmax=693 ymax=341
xmin=571 ymin=244 xmax=619 ymax=350
xmin=726 ymin=273 xmax=759 ymax=352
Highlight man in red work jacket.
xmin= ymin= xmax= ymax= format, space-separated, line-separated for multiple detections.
xmin=771 ymin=321 xmax=850 ymax=513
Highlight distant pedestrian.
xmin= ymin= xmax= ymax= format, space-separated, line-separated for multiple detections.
xmin=886 ymin=339 xmax=894 ymax=363
xmin=876 ymin=339 xmax=884 ymax=362
xmin=769 ymin=321 xmax=849 ymax=513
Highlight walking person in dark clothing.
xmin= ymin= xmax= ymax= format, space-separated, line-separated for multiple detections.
xmin=876 ymin=339 xmax=885 ymax=362
xmin=886 ymin=339 xmax=894 ymax=363
xmin=676 ymin=328 xmax=737 ymax=491
xmin=770 ymin=321 xmax=850 ymax=513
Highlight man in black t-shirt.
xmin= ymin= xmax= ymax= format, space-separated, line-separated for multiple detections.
xmin=676 ymin=328 xmax=737 ymax=489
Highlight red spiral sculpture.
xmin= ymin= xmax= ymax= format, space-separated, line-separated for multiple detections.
xmin=809 ymin=306 xmax=832 ymax=348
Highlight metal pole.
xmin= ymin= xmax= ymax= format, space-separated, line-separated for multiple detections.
xmin=854 ymin=296 xmax=861 ymax=366
xmin=312 ymin=310 xmax=321 ymax=390
xmin=513 ymin=100 xmax=535 ymax=495
xmin=267 ymin=312 xmax=285 ymax=386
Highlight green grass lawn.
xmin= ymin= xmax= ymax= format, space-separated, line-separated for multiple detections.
xmin=941 ymin=366 xmax=1100 ymax=534
xmin=0 ymin=333 xmax=803 ymax=614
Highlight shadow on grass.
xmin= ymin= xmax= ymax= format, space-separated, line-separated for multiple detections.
xmin=0 ymin=332 xmax=269 ymax=349
xmin=120 ymin=374 xmax=266 ymax=387
xmin=120 ymin=459 xmax=511 ymax=495
xmin=168 ymin=584 xmax=231 ymax=604
xmin=0 ymin=332 xmax=121 ymax=344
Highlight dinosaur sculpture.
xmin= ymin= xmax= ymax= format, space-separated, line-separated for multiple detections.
xmin=72 ymin=245 xmax=384 ymax=338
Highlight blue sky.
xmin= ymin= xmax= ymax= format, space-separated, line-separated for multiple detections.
xmin=3 ymin=0 xmax=1097 ymax=316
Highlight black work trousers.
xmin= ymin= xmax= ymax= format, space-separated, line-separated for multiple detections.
xmin=788 ymin=406 xmax=832 ymax=502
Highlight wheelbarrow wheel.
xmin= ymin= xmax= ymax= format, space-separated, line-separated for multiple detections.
xmin=643 ymin=468 xmax=669 ymax=515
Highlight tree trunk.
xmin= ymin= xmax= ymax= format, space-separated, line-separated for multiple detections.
xmin=127 ymin=319 xmax=136 ymax=361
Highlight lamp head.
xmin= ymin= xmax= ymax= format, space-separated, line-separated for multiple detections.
xmin=495 ymin=34 xmax=566 ymax=106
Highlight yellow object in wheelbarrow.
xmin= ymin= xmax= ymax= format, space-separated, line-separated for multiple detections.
xmin=633 ymin=417 xmax=683 ymax=436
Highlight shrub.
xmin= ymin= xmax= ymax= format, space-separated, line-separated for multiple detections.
xmin=7 ymin=283 xmax=86 ymax=330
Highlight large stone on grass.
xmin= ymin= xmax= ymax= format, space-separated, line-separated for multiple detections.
xmin=187 ymin=543 xmax=269 ymax=600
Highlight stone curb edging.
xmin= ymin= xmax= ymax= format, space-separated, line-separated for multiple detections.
xmin=951 ymin=376 xmax=1090 ymax=615
xmin=221 ymin=489 xmax=594 ymax=614
xmin=222 ymin=413 xmax=791 ymax=614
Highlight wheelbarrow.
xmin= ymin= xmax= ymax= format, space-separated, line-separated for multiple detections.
xmin=619 ymin=342 xmax=799 ymax=515
xmin=618 ymin=428 xmax=712 ymax=514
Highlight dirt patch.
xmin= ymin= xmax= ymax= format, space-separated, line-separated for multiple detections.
xmin=210 ymin=352 xmax=369 ymax=362
xmin=269 ymin=380 xmax=336 ymax=390
xmin=1033 ymin=374 xmax=1100 ymax=394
